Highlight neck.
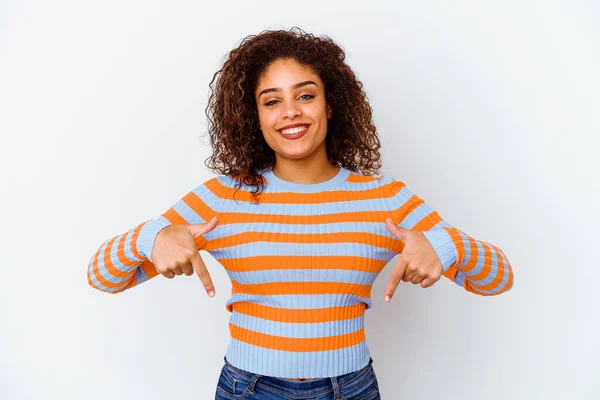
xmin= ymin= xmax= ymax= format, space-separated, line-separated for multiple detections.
xmin=272 ymin=154 xmax=339 ymax=185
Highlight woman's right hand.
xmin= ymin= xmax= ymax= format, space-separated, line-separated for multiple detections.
xmin=150 ymin=216 xmax=219 ymax=297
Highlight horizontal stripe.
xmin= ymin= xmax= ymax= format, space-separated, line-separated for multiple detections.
xmin=229 ymin=323 xmax=365 ymax=352
xmin=231 ymin=281 xmax=372 ymax=298
xmin=229 ymin=312 xmax=364 ymax=338
xmin=225 ymin=338 xmax=370 ymax=378
xmin=227 ymin=269 xmax=378 ymax=285
xmin=209 ymin=221 xmax=398 ymax=240
xmin=231 ymin=302 xmax=366 ymax=323
xmin=218 ymin=255 xmax=388 ymax=274
xmin=208 ymin=241 xmax=397 ymax=261
xmin=225 ymin=293 xmax=372 ymax=312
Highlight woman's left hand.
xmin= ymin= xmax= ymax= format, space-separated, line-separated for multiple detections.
xmin=383 ymin=217 xmax=444 ymax=302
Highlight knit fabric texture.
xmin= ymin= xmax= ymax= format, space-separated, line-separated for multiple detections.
xmin=88 ymin=166 xmax=513 ymax=378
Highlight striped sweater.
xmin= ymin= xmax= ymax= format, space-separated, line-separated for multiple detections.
xmin=88 ymin=166 xmax=513 ymax=378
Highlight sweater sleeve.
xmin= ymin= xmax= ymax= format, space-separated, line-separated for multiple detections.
xmin=386 ymin=179 xmax=513 ymax=296
xmin=87 ymin=177 xmax=223 ymax=294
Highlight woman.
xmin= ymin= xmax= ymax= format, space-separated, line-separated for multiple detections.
xmin=88 ymin=27 xmax=514 ymax=400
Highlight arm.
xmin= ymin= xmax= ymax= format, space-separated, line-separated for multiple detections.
xmin=387 ymin=179 xmax=513 ymax=296
xmin=87 ymin=177 xmax=222 ymax=294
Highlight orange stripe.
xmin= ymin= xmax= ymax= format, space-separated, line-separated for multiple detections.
xmin=206 ymin=208 xmax=403 ymax=226
xmin=458 ymin=235 xmax=479 ymax=272
xmin=229 ymin=323 xmax=365 ymax=352
xmin=468 ymin=242 xmax=494 ymax=282
xmin=471 ymin=243 xmax=505 ymax=292
xmin=90 ymin=250 xmax=132 ymax=292
xmin=218 ymin=255 xmax=388 ymax=274
xmin=466 ymin=244 xmax=513 ymax=294
xmin=90 ymin=238 xmax=131 ymax=290
xmin=229 ymin=302 xmax=366 ymax=322
xmin=115 ymin=230 xmax=140 ymax=268
xmin=412 ymin=211 xmax=443 ymax=231
xmin=130 ymin=224 xmax=144 ymax=260
xmin=183 ymin=191 xmax=219 ymax=221
xmin=442 ymin=265 xmax=459 ymax=281
xmin=346 ymin=173 xmax=381 ymax=183
xmin=209 ymin=231 xmax=397 ymax=252
xmin=231 ymin=281 xmax=372 ymax=298
xmin=207 ymin=177 xmax=403 ymax=205
xmin=445 ymin=227 xmax=465 ymax=267
xmin=163 ymin=208 xmax=187 ymax=224
xmin=139 ymin=260 xmax=159 ymax=281
xmin=104 ymin=235 xmax=139 ymax=278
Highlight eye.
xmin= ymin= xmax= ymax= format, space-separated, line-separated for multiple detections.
xmin=264 ymin=99 xmax=279 ymax=106
xmin=299 ymin=94 xmax=314 ymax=100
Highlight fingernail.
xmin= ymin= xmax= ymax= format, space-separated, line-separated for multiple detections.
xmin=385 ymin=295 xmax=390 ymax=302
xmin=208 ymin=290 xmax=215 ymax=297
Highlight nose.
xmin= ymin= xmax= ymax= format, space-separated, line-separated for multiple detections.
xmin=282 ymin=101 xmax=302 ymax=119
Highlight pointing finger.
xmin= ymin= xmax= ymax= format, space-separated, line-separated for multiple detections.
xmin=384 ymin=255 xmax=408 ymax=302
xmin=190 ymin=250 xmax=216 ymax=297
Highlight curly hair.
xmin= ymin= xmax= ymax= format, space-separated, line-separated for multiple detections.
xmin=203 ymin=27 xmax=382 ymax=203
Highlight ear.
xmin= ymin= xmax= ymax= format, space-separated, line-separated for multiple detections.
xmin=327 ymin=104 xmax=333 ymax=119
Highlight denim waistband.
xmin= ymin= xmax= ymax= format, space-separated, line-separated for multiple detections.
xmin=222 ymin=356 xmax=374 ymax=393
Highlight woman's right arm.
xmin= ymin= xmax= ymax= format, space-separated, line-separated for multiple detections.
xmin=87 ymin=177 xmax=223 ymax=294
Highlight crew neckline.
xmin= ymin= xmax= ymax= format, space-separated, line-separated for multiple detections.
xmin=262 ymin=166 xmax=350 ymax=192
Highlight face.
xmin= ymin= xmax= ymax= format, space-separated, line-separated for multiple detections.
xmin=254 ymin=58 xmax=332 ymax=162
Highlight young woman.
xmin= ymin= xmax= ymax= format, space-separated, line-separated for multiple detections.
xmin=88 ymin=27 xmax=514 ymax=400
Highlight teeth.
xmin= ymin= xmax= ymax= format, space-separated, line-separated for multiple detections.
xmin=280 ymin=125 xmax=308 ymax=135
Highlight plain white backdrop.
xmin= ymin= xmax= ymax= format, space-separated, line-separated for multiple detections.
xmin=1 ymin=0 xmax=599 ymax=399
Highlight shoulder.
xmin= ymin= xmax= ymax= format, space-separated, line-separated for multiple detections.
xmin=344 ymin=169 xmax=402 ymax=188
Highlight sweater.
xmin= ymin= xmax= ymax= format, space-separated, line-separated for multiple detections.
xmin=88 ymin=166 xmax=513 ymax=378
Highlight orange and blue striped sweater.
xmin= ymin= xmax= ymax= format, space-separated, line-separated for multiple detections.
xmin=88 ymin=166 xmax=513 ymax=378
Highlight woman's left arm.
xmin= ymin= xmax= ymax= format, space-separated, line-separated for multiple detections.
xmin=384 ymin=179 xmax=514 ymax=297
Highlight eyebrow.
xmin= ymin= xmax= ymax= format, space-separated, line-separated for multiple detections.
xmin=257 ymin=80 xmax=318 ymax=99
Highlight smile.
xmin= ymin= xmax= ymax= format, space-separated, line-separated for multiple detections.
xmin=278 ymin=124 xmax=310 ymax=140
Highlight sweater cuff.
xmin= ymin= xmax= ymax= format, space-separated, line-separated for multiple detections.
xmin=136 ymin=218 xmax=172 ymax=262
xmin=422 ymin=229 xmax=459 ymax=272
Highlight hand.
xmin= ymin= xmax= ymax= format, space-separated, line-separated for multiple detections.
xmin=151 ymin=216 xmax=219 ymax=297
xmin=383 ymin=217 xmax=443 ymax=302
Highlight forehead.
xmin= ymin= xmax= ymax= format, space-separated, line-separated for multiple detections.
xmin=256 ymin=58 xmax=322 ymax=89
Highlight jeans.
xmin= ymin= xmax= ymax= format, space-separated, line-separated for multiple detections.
xmin=215 ymin=356 xmax=381 ymax=400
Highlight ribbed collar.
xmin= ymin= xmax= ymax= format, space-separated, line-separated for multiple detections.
xmin=261 ymin=166 xmax=350 ymax=192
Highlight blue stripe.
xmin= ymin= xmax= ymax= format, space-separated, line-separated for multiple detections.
xmin=89 ymin=242 xmax=123 ymax=292
xmin=134 ymin=267 xmax=150 ymax=286
xmin=225 ymin=338 xmax=371 ymax=378
xmin=210 ymin=221 xmax=398 ymax=241
xmin=122 ymin=229 xmax=143 ymax=262
xmin=401 ymin=203 xmax=436 ymax=229
xmin=219 ymin=174 xmax=390 ymax=194
xmin=197 ymin=181 xmax=402 ymax=216
xmin=210 ymin=242 xmax=396 ymax=261
xmin=229 ymin=312 xmax=365 ymax=338
xmin=227 ymin=269 xmax=378 ymax=285
xmin=95 ymin=239 xmax=133 ymax=285
xmin=226 ymin=293 xmax=373 ymax=310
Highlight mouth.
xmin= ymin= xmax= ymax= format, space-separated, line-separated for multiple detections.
xmin=278 ymin=124 xmax=310 ymax=140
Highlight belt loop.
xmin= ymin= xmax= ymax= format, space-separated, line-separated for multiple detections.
xmin=247 ymin=374 xmax=261 ymax=395
xmin=330 ymin=376 xmax=343 ymax=400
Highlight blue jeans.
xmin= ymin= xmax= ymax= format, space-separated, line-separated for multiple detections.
xmin=215 ymin=356 xmax=381 ymax=399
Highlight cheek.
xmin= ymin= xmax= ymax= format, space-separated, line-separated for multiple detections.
xmin=258 ymin=110 xmax=277 ymax=130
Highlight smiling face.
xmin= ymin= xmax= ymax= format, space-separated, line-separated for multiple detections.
xmin=254 ymin=58 xmax=332 ymax=163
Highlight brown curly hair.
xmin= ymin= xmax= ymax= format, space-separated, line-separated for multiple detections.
xmin=203 ymin=27 xmax=382 ymax=203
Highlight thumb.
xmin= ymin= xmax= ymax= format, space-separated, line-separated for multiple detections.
xmin=385 ymin=217 xmax=410 ymax=241
xmin=189 ymin=216 xmax=218 ymax=237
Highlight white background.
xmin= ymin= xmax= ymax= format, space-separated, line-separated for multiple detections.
xmin=1 ymin=1 xmax=599 ymax=399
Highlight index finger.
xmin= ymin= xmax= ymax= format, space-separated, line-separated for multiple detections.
xmin=384 ymin=255 xmax=408 ymax=302
xmin=190 ymin=250 xmax=216 ymax=297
